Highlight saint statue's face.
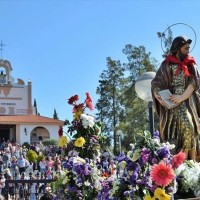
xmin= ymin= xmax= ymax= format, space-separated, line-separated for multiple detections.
xmin=177 ymin=43 xmax=190 ymax=61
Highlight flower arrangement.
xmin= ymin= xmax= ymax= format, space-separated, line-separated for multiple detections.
xmin=174 ymin=160 xmax=200 ymax=199
xmin=52 ymin=93 xmax=107 ymax=200
xmin=52 ymin=156 xmax=104 ymax=200
xmin=108 ymin=131 xmax=186 ymax=200
xmin=66 ymin=93 xmax=106 ymax=159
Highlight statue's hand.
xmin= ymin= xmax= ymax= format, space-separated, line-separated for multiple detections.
xmin=154 ymin=92 xmax=167 ymax=107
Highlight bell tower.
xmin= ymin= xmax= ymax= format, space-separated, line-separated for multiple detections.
xmin=0 ymin=41 xmax=33 ymax=115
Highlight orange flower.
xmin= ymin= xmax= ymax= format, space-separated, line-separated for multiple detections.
xmin=150 ymin=161 xmax=175 ymax=187
xmin=172 ymin=151 xmax=186 ymax=168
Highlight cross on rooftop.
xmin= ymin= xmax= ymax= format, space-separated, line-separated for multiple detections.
xmin=0 ymin=41 xmax=6 ymax=59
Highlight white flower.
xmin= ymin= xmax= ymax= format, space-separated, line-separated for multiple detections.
xmin=84 ymin=180 xmax=91 ymax=186
xmin=73 ymin=156 xmax=86 ymax=164
xmin=129 ymin=143 xmax=135 ymax=148
xmin=162 ymin=142 xmax=175 ymax=150
xmin=80 ymin=114 xmax=95 ymax=128
xmin=175 ymin=160 xmax=200 ymax=197
xmin=174 ymin=163 xmax=185 ymax=176
xmin=68 ymin=149 xmax=79 ymax=157
xmin=151 ymin=138 xmax=160 ymax=145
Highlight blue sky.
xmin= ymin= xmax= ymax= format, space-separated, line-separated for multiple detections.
xmin=0 ymin=0 xmax=200 ymax=122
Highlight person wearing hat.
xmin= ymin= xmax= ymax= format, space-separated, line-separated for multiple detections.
xmin=151 ymin=35 xmax=200 ymax=160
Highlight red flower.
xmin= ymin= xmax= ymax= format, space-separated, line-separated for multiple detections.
xmin=172 ymin=151 xmax=186 ymax=168
xmin=73 ymin=103 xmax=84 ymax=113
xmin=150 ymin=161 xmax=175 ymax=187
xmin=85 ymin=93 xmax=94 ymax=111
xmin=58 ymin=126 xmax=63 ymax=137
xmin=68 ymin=95 xmax=79 ymax=105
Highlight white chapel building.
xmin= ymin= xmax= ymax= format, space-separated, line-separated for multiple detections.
xmin=0 ymin=59 xmax=64 ymax=145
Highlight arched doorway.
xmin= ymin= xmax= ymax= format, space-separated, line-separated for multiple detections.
xmin=0 ymin=125 xmax=16 ymax=143
xmin=30 ymin=127 xmax=50 ymax=144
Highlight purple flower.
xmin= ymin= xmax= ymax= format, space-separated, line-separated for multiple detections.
xmin=140 ymin=148 xmax=151 ymax=163
xmin=84 ymin=165 xmax=91 ymax=175
xmin=130 ymin=171 xmax=138 ymax=183
xmin=152 ymin=158 xmax=158 ymax=164
xmin=157 ymin=146 xmax=170 ymax=159
xmin=153 ymin=130 xmax=160 ymax=140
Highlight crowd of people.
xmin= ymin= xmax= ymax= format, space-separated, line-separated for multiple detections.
xmin=0 ymin=140 xmax=117 ymax=200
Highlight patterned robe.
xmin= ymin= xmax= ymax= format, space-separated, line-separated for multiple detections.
xmin=151 ymin=59 xmax=200 ymax=159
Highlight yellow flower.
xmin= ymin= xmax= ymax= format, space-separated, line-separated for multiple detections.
xmin=154 ymin=188 xmax=171 ymax=200
xmin=144 ymin=195 xmax=156 ymax=200
xmin=74 ymin=110 xmax=83 ymax=120
xmin=74 ymin=137 xmax=86 ymax=147
xmin=59 ymin=136 xmax=67 ymax=147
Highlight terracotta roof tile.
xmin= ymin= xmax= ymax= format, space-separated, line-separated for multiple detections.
xmin=0 ymin=115 xmax=64 ymax=125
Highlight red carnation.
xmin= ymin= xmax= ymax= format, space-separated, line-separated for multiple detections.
xmin=68 ymin=95 xmax=79 ymax=105
xmin=172 ymin=151 xmax=186 ymax=168
xmin=58 ymin=126 xmax=63 ymax=137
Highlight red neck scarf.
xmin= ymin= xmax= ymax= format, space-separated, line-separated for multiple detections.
xmin=165 ymin=55 xmax=196 ymax=76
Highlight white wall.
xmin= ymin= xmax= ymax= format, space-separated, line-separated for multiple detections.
xmin=19 ymin=125 xmax=60 ymax=145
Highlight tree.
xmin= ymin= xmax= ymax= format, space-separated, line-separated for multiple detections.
xmin=96 ymin=57 xmax=125 ymax=155
xmin=118 ymin=45 xmax=158 ymax=152
xmin=96 ymin=46 xmax=159 ymax=154
xmin=53 ymin=108 xmax=59 ymax=119
xmin=33 ymin=99 xmax=38 ymax=115
xmin=157 ymin=27 xmax=173 ymax=58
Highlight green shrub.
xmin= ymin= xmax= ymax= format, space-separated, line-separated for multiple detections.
xmin=42 ymin=139 xmax=58 ymax=146
xmin=26 ymin=150 xmax=38 ymax=163
xmin=37 ymin=154 xmax=45 ymax=162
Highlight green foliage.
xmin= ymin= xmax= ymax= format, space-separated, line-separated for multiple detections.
xmin=42 ymin=139 xmax=58 ymax=146
xmin=96 ymin=45 xmax=159 ymax=153
xmin=96 ymin=57 xmax=125 ymax=155
xmin=53 ymin=108 xmax=59 ymax=119
xmin=34 ymin=99 xmax=38 ymax=115
xmin=37 ymin=154 xmax=44 ymax=162
xmin=157 ymin=27 xmax=173 ymax=58
xmin=26 ymin=150 xmax=38 ymax=163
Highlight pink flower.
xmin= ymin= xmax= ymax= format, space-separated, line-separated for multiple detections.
xmin=172 ymin=151 xmax=186 ymax=168
xmin=85 ymin=93 xmax=94 ymax=110
xmin=150 ymin=161 xmax=175 ymax=187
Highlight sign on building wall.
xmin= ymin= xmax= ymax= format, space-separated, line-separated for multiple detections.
xmin=0 ymin=87 xmax=29 ymax=115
